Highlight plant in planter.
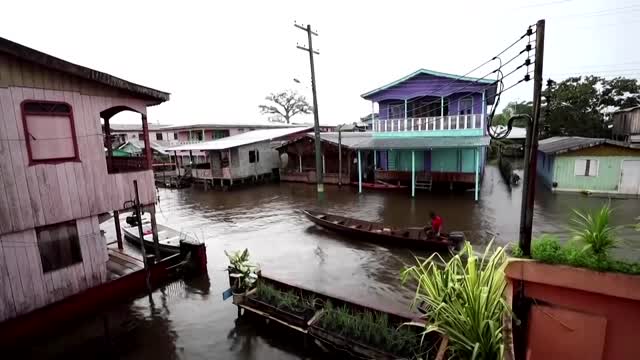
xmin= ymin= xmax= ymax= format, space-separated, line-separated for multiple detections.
xmin=225 ymin=248 xmax=257 ymax=301
xmin=401 ymin=241 xmax=511 ymax=360
xmin=248 ymin=282 xmax=320 ymax=327
xmin=312 ymin=301 xmax=430 ymax=359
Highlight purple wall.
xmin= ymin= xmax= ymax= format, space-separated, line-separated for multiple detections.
xmin=378 ymin=93 xmax=484 ymax=119
xmin=364 ymin=73 xmax=494 ymax=103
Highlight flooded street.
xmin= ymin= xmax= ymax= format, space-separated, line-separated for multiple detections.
xmin=23 ymin=164 xmax=640 ymax=359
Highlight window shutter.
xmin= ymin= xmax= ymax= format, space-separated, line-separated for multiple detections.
xmin=574 ymin=159 xmax=587 ymax=176
xmin=588 ymin=159 xmax=598 ymax=176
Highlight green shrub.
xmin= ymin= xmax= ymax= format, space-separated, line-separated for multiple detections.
xmin=531 ymin=235 xmax=565 ymax=264
xmin=570 ymin=204 xmax=619 ymax=259
xmin=401 ymin=241 xmax=510 ymax=360
xmin=254 ymin=282 xmax=317 ymax=313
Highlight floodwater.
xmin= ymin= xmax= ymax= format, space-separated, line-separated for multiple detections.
xmin=20 ymin=164 xmax=640 ymax=359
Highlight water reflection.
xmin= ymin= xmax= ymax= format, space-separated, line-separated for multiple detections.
xmin=23 ymin=164 xmax=640 ymax=359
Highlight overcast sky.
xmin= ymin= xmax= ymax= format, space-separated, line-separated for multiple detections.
xmin=2 ymin=0 xmax=639 ymax=125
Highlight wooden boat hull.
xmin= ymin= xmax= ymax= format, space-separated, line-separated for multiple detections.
xmin=303 ymin=210 xmax=463 ymax=252
xmin=123 ymin=223 xmax=196 ymax=254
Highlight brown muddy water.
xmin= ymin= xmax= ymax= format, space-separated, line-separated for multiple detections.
xmin=20 ymin=164 xmax=640 ymax=359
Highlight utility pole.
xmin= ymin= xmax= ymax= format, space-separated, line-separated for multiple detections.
xmin=295 ymin=22 xmax=324 ymax=194
xmin=338 ymin=125 xmax=342 ymax=186
xmin=519 ymin=19 xmax=545 ymax=257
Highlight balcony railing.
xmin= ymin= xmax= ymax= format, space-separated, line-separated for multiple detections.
xmin=373 ymin=114 xmax=484 ymax=132
xmin=108 ymin=157 xmax=150 ymax=174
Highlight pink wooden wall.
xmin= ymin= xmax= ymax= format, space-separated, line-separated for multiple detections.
xmin=0 ymin=215 xmax=107 ymax=322
xmin=0 ymin=86 xmax=156 ymax=236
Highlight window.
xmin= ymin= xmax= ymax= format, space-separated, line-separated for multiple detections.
xmin=231 ymin=148 xmax=239 ymax=167
xmin=138 ymin=133 xmax=145 ymax=139
xmin=388 ymin=104 xmax=404 ymax=119
xmin=173 ymin=133 xmax=178 ymax=140
xmin=22 ymin=100 xmax=78 ymax=164
xmin=459 ymin=97 xmax=473 ymax=115
xmin=574 ymin=159 xmax=598 ymax=177
xmin=37 ymin=221 xmax=82 ymax=272
xmin=249 ymin=150 xmax=260 ymax=163
xmin=155 ymin=133 xmax=163 ymax=140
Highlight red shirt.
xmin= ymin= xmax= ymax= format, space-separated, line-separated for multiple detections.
xmin=431 ymin=216 xmax=443 ymax=233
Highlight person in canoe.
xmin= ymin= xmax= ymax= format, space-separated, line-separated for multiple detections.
xmin=423 ymin=211 xmax=443 ymax=239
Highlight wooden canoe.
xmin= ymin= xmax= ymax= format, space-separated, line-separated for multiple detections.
xmin=303 ymin=210 xmax=464 ymax=252
xmin=123 ymin=221 xmax=198 ymax=254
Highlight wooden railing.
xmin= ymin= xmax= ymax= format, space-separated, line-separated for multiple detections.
xmin=108 ymin=157 xmax=150 ymax=174
xmin=373 ymin=114 xmax=483 ymax=132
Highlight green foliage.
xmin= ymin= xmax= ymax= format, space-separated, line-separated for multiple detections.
xmin=225 ymin=248 xmax=257 ymax=291
xmin=317 ymin=301 xmax=426 ymax=358
xmin=510 ymin=244 xmax=524 ymax=258
xmin=570 ymin=205 xmax=619 ymax=258
xmin=492 ymin=101 xmax=533 ymax=126
xmin=542 ymin=76 xmax=640 ymax=138
xmin=401 ymin=241 xmax=510 ymax=360
xmin=528 ymin=236 xmax=640 ymax=275
xmin=254 ymin=282 xmax=318 ymax=313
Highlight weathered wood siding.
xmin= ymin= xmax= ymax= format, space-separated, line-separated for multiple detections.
xmin=612 ymin=108 xmax=640 ymax=137
xmin=0 ymin=215 xmax=107 ymax=322
xmin=227 ymin=141 xmax=279 ymax=179
xmin=0 ymin=54 xmax=156 ymax=236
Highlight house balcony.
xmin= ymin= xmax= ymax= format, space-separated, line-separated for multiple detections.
xmin=372 ymin=114 xmax=484 ymax=136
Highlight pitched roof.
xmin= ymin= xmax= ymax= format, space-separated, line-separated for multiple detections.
xmin=282 ymin=132 xmax=489 ymax=150
xmin=160 ymin=123 xmax=309 ymax=131
xmin=118 ymin=139 xmax=168 ymax=154
xmin=167 ymin=127 xmax=311 ymax=151
xmin=538 ymin=136 xmax=640 ymax=155
xmin=361 ymin=68 xmax=496 ymax=98
xmin=109 ymin=123 xmax=172 ymax=132
xmin=0 ymin=37 xmax=169 ymax=104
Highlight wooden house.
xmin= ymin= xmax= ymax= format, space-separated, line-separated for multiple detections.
xmin=611 ymin=105 xmax=640 ymax=143
xmin=537 ymin=137 xmax=640 ymax=196
xmin=167 ymin=127 xmax=309 ymax=188
xmin=0 ymin=36 xmax=169 ymax=323
xmin=360 ymin=69 xmax=497 ymax=199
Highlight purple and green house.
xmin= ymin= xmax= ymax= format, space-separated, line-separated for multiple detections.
xmin=361 ymin=68 xmax=498 ymax=200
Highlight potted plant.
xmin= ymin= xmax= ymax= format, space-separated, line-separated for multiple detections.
xmin=401 ymin=241 xmax=512 ymax=360
xmin=308 ymin=301 xmax=431 ymax=359
xmin=507 ymin=205 xmax=640 ymax=359
xmin=225 ymin=248 xmax=257 ymax=303
xmin=246 ymin=281 xmax=320 ymax=328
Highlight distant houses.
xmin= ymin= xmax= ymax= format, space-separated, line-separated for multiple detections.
xmin=537 ymin=137 xmax=640 ymax=196
xmin=611 ymin=105 xmax=640 ymax=143
xmin=167 ymin=127 xmax=310 ymax=188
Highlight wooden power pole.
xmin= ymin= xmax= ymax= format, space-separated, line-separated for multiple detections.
xmin=295 ymin=22 xmax=324 ymax=194
xmin=519 ymin=20 xmax=545 ymax=256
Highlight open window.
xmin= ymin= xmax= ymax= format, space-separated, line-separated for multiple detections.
xmin=249 ymin=150 xmax=260 ymax=163
xmin=574 ymin=159 xmax=598 ymax=177
xmin=22 ymin=100 xmax=79 ymax=164
xmin=37 ymin=221 xmax=82 ymax=272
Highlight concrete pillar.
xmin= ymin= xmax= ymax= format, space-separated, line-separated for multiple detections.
xmin=113 ymin=210 xmax=123 ymax=250
xmin=358 ymin=150 xmax=362 ymax=193
xmin=475 ymin=147 xmax=480 ymax=201
xmin=411 ymin=150 xmax=415 ymax=198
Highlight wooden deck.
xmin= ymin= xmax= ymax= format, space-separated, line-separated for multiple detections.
xmin=107 ymin=248 xmax=144 ymax=279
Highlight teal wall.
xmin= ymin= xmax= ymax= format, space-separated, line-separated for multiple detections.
xmin=387 ymin=150 xmax=425 ymax=171
xmin=553 ymin=156 xmax=626 ymax=191
xmin=431 ymin=149 xmax=458 ymax=172
xmin=461 ymin=149 xmax=476 ymax=172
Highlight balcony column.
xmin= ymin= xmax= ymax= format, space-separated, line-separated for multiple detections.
xmin=482 ymin=90 xmax=486 ymax=131
xmin=142 ymin=114 xmax=152 ymax=169
xmin=104 ymin=116 xmax=113 ymax=172
xmin=202 ymin=129 xmax=205 ymax=141
xmin=404 ymin=99 xmax=408 ymax=131
xmin=440 ymin=97 xmax=444 ymax=117
xmin=371 ymin=101 xmax=376 ymax=132
xmin=358 ymin=150 xmax=362 ymax=194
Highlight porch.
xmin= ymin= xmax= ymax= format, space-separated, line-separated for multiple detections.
xmin=373 ymin=114 xmax=484 ymax=133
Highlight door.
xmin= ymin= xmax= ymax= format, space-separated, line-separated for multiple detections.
xmin=620 ymin=160 xmax=640 ymax=194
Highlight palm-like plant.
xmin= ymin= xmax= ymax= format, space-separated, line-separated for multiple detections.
xmin=570 ymin=205 xmax=619 ymax=259
xmin=401 ymin=242 xmax=510 ymax=360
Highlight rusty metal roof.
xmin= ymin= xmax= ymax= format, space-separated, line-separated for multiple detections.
xmin=0 ymin=37 xmax=170 ymax=103
xmin=538 ymin=136 xmax=640 ymax=155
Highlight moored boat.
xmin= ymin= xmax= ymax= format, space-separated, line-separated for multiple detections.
xmin=123 ymin=218 xmax=198 ymax=254
xmin=303 ymin=209 xmax=464 ymax=252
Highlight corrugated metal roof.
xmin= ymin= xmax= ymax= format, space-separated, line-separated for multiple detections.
xmin=538 ymin=136 xmax=640 ymax=154
xmin=160 ymin=123 xmax=310 ymax=131
xmin=166 ymin=127 xmax=311 ymax=151
xmin=109 ymin=123 xmax=171 ymax=132
xmin=309 ymin=132 xmax=489 ymax=150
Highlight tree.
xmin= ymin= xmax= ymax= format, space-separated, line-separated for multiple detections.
xmin=258 ymin=90 xmax=312 ymax=124
xmin=541 ymin=76 xmax=640 ymax=138
xmin=492 ymin=101 xmax=533 ymax=126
